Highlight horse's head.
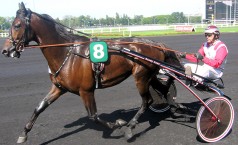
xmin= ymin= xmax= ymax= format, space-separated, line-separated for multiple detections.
xmin=2 ymin=2 xmax=34 ymax=58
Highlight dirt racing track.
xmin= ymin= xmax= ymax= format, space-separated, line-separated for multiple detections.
xmin=0 ymin=33 xmax=237 ymax=145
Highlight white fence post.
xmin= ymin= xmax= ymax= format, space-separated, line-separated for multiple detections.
xmin=0 ymin=32 xmax=9 ymax=38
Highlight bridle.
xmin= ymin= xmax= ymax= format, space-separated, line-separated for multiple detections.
xmin=9 ymin=9 xmax=32 ymax=53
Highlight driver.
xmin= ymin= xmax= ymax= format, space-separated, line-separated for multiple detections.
xmin=179 ymin=25 xmax=228 ymax=82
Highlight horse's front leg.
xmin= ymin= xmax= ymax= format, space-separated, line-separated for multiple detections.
xmin=17 ymin=84 xmax=66 ymax=144
xmin=80 ymin=90 xmax=127 ymax=129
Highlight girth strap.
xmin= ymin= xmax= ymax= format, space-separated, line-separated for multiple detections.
xmin=92 ymin=63 xmax=105 ymax=88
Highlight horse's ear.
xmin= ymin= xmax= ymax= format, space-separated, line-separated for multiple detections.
xmin=19 ymin=2 xmax=26 ymax=11
xmin=18 ymin=2 xmax=27 ymax=16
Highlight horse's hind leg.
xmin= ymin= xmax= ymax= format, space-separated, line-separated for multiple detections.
xmin=125 ymin=76 xmax=153 ymax=139
xmin=17 ymin=85 xmax=66 ymax=143
xmin=80 ymin=90 xmax=127 ymax=129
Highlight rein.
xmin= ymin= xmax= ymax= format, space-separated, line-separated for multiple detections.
xmin=24 ymin=40 xmax=181 ymax=54
xmin=24 ymin=42 xmax=89 ymax=49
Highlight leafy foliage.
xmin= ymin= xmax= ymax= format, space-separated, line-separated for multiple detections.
xmin=0 ymin=12 xmax=202 ymax=30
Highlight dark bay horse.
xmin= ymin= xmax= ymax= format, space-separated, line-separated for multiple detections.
xmin=2 ymin=2 xmax=183 ymax=143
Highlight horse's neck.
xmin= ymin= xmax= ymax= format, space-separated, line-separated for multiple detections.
xmin=31 ymin=15 xmax=70 ymax=73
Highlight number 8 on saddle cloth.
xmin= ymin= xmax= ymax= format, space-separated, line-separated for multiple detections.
xmin=90 ymin=41 xmax=109 ymax=63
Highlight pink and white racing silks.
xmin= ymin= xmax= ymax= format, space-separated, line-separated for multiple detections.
xmin=186 ymin=40 xmax=228 ymax=70
xmin=184 ymin=40 xmax=228 ymax=80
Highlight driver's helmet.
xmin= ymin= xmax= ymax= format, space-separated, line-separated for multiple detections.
xmin=204 ymin=25 xmax=220 ymax=35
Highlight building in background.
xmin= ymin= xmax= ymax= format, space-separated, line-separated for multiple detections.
xmin=206 ymin=0 xmax=237 ymax=23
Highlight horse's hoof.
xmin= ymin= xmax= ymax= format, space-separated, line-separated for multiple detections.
xmin=116 ymin=119 xmax=127 ymax=126
xmin=17 ymin=136 xmax=27 ymax=144
xmin=124 ymin=128 xmax=133 ymax=139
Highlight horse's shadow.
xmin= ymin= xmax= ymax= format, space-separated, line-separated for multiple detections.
xmin=40 ymin=99 xmax=205 ymax=145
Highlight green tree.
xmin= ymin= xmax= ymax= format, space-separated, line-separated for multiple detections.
xmin=133 ymin=15 xmax=143 ymax=25
xmin=170 ymin=12 xmax=186 ymax=23
xmin=0 ymin=16 xmax=12 ymax=30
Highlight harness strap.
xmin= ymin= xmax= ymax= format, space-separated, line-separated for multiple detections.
xmin=54 ymin=48 xmax=73 ymax=77
xmin=47 ymin=48 xmax=73 ymax=92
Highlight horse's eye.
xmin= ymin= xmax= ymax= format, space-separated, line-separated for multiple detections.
xmin=14 ymin=23 xmax=21 ymax=30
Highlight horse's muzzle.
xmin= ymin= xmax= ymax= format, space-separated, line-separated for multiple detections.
xmin=2 ymin=48 xmax=21 ymax=58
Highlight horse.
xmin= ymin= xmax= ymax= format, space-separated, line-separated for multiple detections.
xmin=1 ymin=2 xmax=183 ymax=143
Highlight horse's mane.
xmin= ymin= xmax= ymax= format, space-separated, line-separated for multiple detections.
xmin=33 ymin=12 xmax=89 ymax=41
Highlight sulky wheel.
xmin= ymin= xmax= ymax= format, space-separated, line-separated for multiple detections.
xmin=196 ymin=96 xmax=234 ymax=143
xmin=149 ymin=78 xmax=177 ymax=113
